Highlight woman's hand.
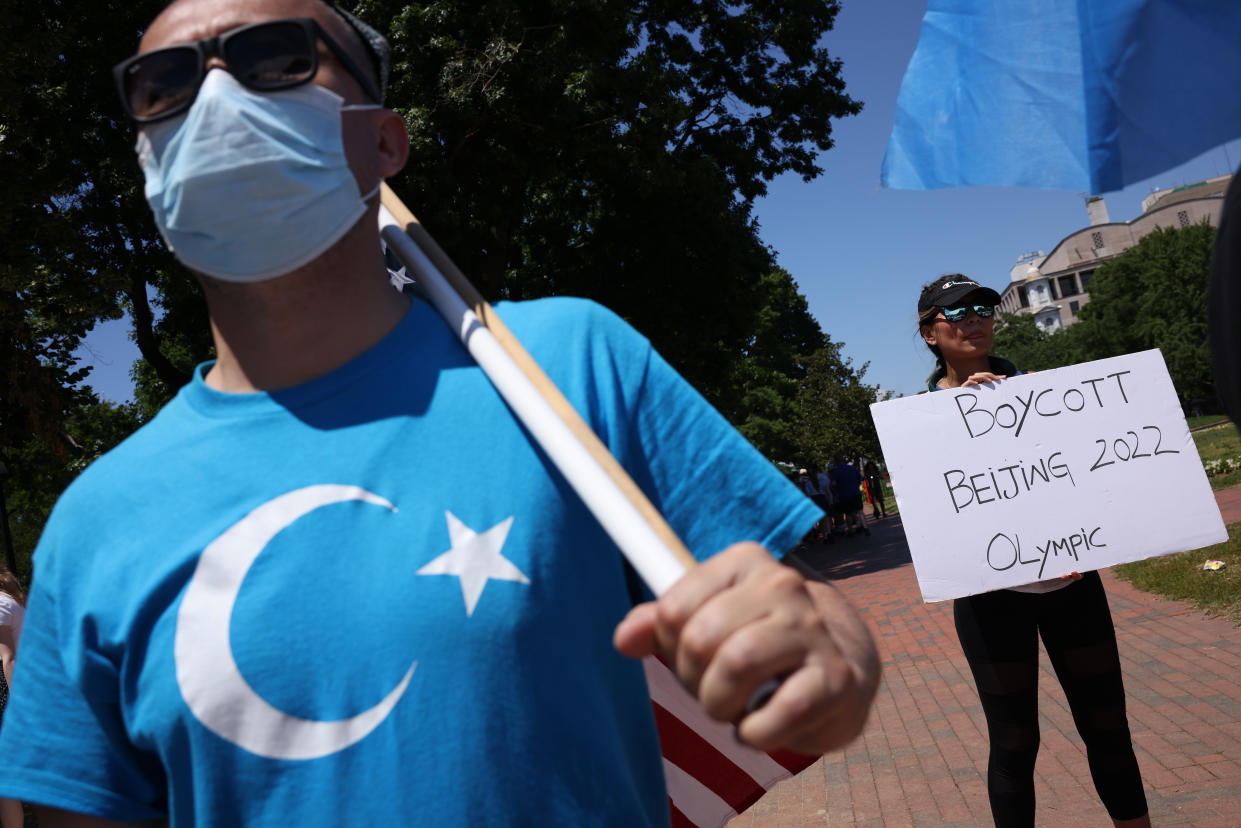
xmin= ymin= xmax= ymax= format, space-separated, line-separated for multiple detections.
xmin=960 ymin=372 xmax=1006 ymax=387
xmin=1057 ymin=571 xmax=1084 ymax=583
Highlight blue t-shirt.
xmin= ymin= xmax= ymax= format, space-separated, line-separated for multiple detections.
xmin=0 ymin=297 xmax=820 ymax=826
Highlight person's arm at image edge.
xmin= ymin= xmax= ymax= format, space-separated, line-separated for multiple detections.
xmin=0 ymin=625 xmax=14 ymax=687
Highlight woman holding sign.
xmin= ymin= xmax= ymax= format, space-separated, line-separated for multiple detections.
xmin=917 ymin=275 xmax=1150 ymax=828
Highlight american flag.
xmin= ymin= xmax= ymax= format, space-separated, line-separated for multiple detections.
xmin=645 ymin=657 xmax=819 ymax=828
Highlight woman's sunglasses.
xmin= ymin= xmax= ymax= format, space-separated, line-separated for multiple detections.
xmin=112 ymin=18 xmax=380 ymax=124
xmin=939 ymin=303 xmax=996 ymax=322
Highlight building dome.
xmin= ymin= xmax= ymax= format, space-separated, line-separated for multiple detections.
xmin=1024 ymin=264 xmax=1044 ymax=282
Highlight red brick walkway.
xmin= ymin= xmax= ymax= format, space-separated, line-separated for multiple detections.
xmin=729 ymin=487 xmax=1241 ymax=827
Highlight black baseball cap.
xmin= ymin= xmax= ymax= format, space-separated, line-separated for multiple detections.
xmin=918 ymin=277 xmax=1001 ymax=312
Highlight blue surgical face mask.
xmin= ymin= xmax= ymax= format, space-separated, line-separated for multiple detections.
xmin=136 ymin=69 xmax=382 ymax=283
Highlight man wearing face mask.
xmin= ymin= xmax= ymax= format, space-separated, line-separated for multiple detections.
xmin=0 ymin=1 xmax=880 ymax=825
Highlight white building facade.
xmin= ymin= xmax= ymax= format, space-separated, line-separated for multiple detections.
xmin=997 ymin=175 xmax=1231 ymax=331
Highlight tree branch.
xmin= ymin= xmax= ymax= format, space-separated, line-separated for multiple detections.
xmin=125 ymin=274 xmax=188 ymax=391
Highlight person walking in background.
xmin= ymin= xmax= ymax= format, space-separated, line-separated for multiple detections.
xmin=828 ymin=457 xmax=868 ymax=537
xmin=864 ymin=463 xmax=887 ymax=519
xmin=916 ymin=273 xmax=1150 ymax=827
xmin=795 ymin=468 xmax=816 ymax=500
xmin=796 ymin=468 xmax=833 ymax=543
xmin=823 ymin=460 xmax=846 ymax=537
xmin=0 ymin=567 xmax=26 ymax=828
xmin=828 ymin=459 xmax=868 ymax=538
xmin=815 ymin=467 xmax=835 ymax=539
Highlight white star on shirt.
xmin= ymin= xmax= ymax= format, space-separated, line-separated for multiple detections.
xmin=416 ymin=512 xmax=529 ymax=615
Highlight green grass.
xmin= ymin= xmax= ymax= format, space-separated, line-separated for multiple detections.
xmin=1210 ymin=469 xmax=1241 ymax=491
xmin=1190 ymin=421 xmax=1241 ymax=491
xmin=1112 ymin=523 xmax=1241 ymax=624
xmin=1187 ymin=414 xmax=1231 ymax=430
xmin=880 ymin=481 xmax=899 ymax=517
xmin=1192 ymin=421 xmax=1241 ymax=462
xmin=1110 ymin=422 xmax=1241 ymax=622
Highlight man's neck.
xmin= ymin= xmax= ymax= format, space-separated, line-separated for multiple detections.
xmin=200 ymin=217 xmax=411 ymax=393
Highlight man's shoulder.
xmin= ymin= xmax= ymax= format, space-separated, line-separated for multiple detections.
xmin=53 ymin=396 xmax=196 ymax=514
xmin=492 ymin=297 xmax=652 ymax=378
xmin=495 ymin=296 xmax=638 ymax=341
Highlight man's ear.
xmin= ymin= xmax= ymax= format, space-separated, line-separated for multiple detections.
xmin=375 ymin=109 xmax=410 ymax=178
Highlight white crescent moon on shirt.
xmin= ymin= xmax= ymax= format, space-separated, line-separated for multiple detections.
xmin=175 ymin=484 xmax=415 ymax=761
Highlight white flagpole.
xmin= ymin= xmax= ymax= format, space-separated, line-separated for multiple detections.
xmin=377 ymin=188 xmax=696 ymax=596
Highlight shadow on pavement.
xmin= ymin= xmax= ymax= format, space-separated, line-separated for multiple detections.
xmin=788 ymin=515 xmax=914 ymax=581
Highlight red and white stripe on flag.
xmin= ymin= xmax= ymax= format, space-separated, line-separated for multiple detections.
xmin=644 ymin=657 xmax=818 ymax=828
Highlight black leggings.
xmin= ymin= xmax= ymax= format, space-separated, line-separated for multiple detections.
xmin=954 ymin=572 xmax=1147 ymax=826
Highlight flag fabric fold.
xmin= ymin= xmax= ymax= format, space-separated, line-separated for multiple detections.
xmin=646 ymin=657 xmax=818 ymax=828
xmin=881 ymin=0 xmax=1241 ymax=193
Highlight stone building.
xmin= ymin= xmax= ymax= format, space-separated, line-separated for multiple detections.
xmin=997 ymin=174 xmax=1231 ymax=331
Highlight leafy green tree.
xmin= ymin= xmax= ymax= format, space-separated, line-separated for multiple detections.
xmin=365 ymin=0 xmax=860 ymax=403
xmin=792 ymin=346 xmax=881 ymax=468
xmin=0 ymin=0 xmax=197 ymax=408
xmin=991 ymin=311 xmax=1080 ymax=371
xmin=729 ymin=267 xmax=828 ymax=461
xmin=1072 ymin=222 xmax=1217 ymax=410
xmin=0 ymin=0 xmax=180 ymax=580
xmin=4 ymin=400 xmax=142 ymax=583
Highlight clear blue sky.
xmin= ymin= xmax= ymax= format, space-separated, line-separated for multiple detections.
xmin=75 ymin=0 xmax=1240 ymax=404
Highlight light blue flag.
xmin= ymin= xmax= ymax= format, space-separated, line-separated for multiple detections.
xmin=881 ymin=0 xmax=1241 ymax=193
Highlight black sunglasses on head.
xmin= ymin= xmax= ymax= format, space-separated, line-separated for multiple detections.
xmin=938 ymin=303 xmax=996 ymax=322
xmin=113 ymin=17 xmax=380 ymax=123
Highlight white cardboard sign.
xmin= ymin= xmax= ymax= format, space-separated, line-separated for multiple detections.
xmin=869 ymin=350 xmax=1226 ymax=602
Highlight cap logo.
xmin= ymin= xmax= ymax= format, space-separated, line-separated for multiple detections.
xmin=941 ymin=280 xmax=979 ymax=290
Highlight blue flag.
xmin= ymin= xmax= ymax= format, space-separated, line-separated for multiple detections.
xmin=881 ymin=0 xmax=1241 ymax=193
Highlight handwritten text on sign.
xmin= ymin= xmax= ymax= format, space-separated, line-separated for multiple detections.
xmin=869 ymin=350 xmax=1226 ymax=602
